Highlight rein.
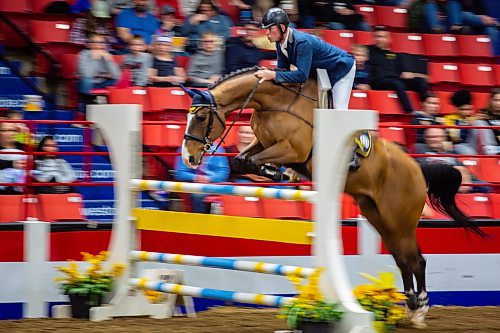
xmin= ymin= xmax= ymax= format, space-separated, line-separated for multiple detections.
xmin=210 ymin=79 xmax=262 ymax=155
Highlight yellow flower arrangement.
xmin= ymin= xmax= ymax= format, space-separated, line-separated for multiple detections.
xmin=55 ymin=251 xmax=125 ymax=305
xmin=353 ymin=272 xmax=406 ymax=332
xmin=278 ymin=268 xmax=343 ymax=330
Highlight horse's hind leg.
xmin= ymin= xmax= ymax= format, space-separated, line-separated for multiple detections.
xmin=248 ymin=139 xmax=302 ymax=165
xmin=385 ymin=235 xmax=428 ymax=329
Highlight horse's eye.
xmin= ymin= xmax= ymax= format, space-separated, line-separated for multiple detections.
xmin=196 ymin=114 xmax=207 ymax=122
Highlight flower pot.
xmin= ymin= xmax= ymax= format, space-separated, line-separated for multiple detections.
xmin=297 ymin=320 xmax=332 ymax=333
xmin=69 ymin=293 xmax=102 ymax=319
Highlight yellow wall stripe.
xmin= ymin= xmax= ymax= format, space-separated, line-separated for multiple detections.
xmin=133 ymin=209 xmax=313 ymax=245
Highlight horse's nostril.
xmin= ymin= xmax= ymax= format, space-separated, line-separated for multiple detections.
xmin=189 ymin=156 xmax=195 ymax=165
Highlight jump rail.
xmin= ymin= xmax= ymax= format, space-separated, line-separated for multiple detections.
xmin=130 ymin=278 xmax=296 ymax=307
xmin=130 ymin=251 xmax=316 ymax=278
xmin=130 ymin=179 xmax=316 ymax=202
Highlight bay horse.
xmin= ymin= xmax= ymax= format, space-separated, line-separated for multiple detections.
xmin=180 ymin=67 xmax=484 ymax=327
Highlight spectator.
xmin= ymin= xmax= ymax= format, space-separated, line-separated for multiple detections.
xmin=77 ymin=34 xmax=121 ymax=95
xmin=32 ymin=136 xmax=77 ymax=194
xmin=123 ymin=35 xmax=153 ymax=86
xmin=157 ymin=5 xmax=183 ymax=37
xmin=174 ymin=145 xmax=230 ymax=213
xmin=327 ymin=0 xmax=370 ymax=31
xmin=352 ymin=44 xmax=371 ymax=91
xmin=0 ymin=150 xmax=26 ymax=195
xmin=415 ymin=127 xmax=488 ymax=193
xmin=224 ymin=20 xmax=275 ymax=74
xmin=0 ymin=121 xmax=25 ymax=171
xmin=231 ymin=0 xmax=254 ymax=23
xmin=5 ymin=110 xmax=29 ymax=145
xmin=411 ymin=92 xmax=443 ymax=144
xmin=473 ymin=88 xmax=500 ymax=155
xmin=182 ymin=0 xmax=233 ymax=54
xmin=148 ymin=36 xmax=186 ymax=87
xmin=116 ymin=0 xmax=159 ymax=46
xmin=70 ymin=4 xmax=117 ymax=48
xmin=108 ymin=0 xmax=157 ymax=15
xmin=226 ymin=126 xmax=273 ymax=182
xmin=444 ymin=89 xmax=477 ymax=155
xmin=186 ymin=32 xmax=224 ymax=87
xmin=455 ymin=0 xmax=499 ymax=55
xmin=367 ymin=26 xmax=425 ymax=113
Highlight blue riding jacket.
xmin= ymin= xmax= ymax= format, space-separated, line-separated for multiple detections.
xmin=274 ymin=29 xmax=354 ymax=86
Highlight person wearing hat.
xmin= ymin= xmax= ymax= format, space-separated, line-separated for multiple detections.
xmin=443 ymin=89 xmax=477 ymax=155
xmin=157 ymin=5 xmax=183 ymax=37
xmin=254 ymin=7 xmax=356 ymax=110
xmin=148 ymin=36 xmax=186 ymax=87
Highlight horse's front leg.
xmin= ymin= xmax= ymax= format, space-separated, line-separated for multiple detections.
xmin=234 ymin=138 xmax=264 ymax=172
xmin=249 ymin=139 xmax=301 ymax=165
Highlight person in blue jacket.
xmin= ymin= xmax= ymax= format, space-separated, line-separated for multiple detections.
xmin=174 ymin=145 xmax=230 ymax=213
xmin=255 ymin=7 xmax=356 ymax=110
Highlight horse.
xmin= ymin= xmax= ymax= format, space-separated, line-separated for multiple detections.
xmin=179 ymin=66 xmax=484 ymax=327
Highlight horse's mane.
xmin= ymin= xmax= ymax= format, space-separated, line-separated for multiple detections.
xmin=209 ymin=66 xmax=263 ymax=89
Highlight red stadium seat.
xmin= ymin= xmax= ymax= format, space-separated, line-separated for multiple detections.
xmin=428 ymin=62 xmax=460 ymax=90
xmin=260 ymin=198 xmax=305 ymax=220
xmin=477 ymin=158 xmax=500 ymax=183
xmin=37 ymin=193 xmax=85 ymax=222
xmin=349 ymin=90 xmax=370 ymax=110
xmin=108 ymin=87 xmax=151 ymax=112
xmin=353 ymin=31 xmax=374 ymax=46
xmin=0 ymin=0 xmax=31 ymax=12
xmin=390 ymin=33 xmax=424 ymax=55
xmin=147 ymin=87 xmax=191 ymax=112
xmin=259 ymin=59 xmax=277 ymax=69
xmin=0 ymin=195 xmax=31 ymax=222
xmin=456 ymin=194 xmax=493 ymax=219
xmin=217 ymin=0 xmax=240 ymax=24
xmin=456 ymin=35 xmax=494 ymax=60
xmin=0 ymin=15 xmax=31 ymax=47
xmin=456 ymin=157 xmax=481 ymax=177
xmin=368 ymin=90 xmax=405 ymax=115
xmin=175 ymin=55 xmax=191 ymax=71
xmin=374 ymin=6 xmax=408 ymax=30
xmin=490 ymin=194 xmax=500 ymax=219
xmin=30 ymin=20 xmax=71 ymax=44
xmin=495 ymin=64 xmax=500 ymax=86
xmin=143 ymin=124 xmax=186 ymax=146
xmin=354 ymin=4 xmax=376 ymax=26
xmin=379 ymin=122 xmax=406 ymax=145
xmin=436 ymin=91 xmax=456 ymax=115
xmin=422 ymin=34 xmax=458 ymax=58
xmin=471 ymin=92 xmax=490 ymax=112
xmin=220 ymin=196 xmax=262 ymax=217
xmin=322 ymin=30 xmax=354 ymax=52
xmin=459 ymin=63 xmax=496 ymax=88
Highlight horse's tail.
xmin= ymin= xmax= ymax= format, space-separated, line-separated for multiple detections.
xmin=420 ymin=163 xmax=485 ymax=237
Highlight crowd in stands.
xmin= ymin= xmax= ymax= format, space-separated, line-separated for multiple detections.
xmin=0 ymin=0 xmax=499 ymax=218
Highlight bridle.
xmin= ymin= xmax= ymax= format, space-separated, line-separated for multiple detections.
xmin=183 ymin=79 xmax=261 ymax=156
xmin=183 ymin=103 xmax=226 ymax=153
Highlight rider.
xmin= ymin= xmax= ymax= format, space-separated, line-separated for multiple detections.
xmin=255 ymin=7 xmax=363 ymax=170
xmin=255 ymin=7 xmax=356 ymax=110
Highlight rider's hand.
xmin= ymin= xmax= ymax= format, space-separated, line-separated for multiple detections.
xmin=254 ymin=70 xmax=276 ymax=83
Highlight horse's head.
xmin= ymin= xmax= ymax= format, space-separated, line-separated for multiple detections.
xmin=181 ymin=86 xmax=226 ymax=169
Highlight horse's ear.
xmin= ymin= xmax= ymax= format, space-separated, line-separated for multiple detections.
xmin=180 ymin=85 xmax=197 ymax=98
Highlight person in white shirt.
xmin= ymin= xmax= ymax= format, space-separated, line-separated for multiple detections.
xmin=33 ymin=136 xmax=77 ymax=194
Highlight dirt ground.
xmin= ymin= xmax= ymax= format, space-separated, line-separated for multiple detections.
xmin=0 ymin=306 xmax=499 ymax=333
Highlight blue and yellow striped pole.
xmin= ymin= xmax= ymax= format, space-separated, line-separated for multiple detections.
xmin=130 ymin=278 xmax=296 ymax=307
xmin=131 ymin=251 xmax=316 ymax=278
xmin=130 ymin=179 xmax=316 ymax=202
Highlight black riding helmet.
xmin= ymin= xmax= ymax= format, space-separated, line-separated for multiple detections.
xmin=261 ymin=7 xmax=289 ymax=34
